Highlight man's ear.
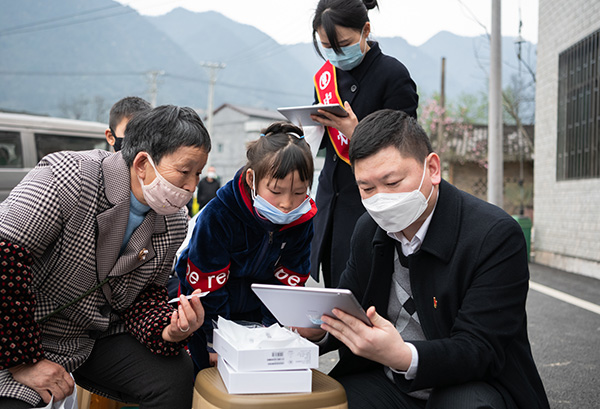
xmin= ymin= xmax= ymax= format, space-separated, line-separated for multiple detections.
xmin=132 ymin=152 xmax=149 ymax=180
xmin=105 ymin=129 xmax=115 ymax=146
xmin=428 ymin=153 xmax=442 ymax=185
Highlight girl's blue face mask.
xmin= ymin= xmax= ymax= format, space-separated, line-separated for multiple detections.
xmin=250 ymin=170 xmax=311 ymax=225
xmin=323 ymin=28 xmax=366 ymax=71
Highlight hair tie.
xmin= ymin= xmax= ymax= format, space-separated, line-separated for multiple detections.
xmin=260 ymin=133 xmax=266 ymax=137
xmin=288 ymin=132 xmax=304 ymax=139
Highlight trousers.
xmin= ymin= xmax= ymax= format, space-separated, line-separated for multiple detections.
xmin=335 ymin=368 xmax=514 ymax=409
xmin=0 ymin=333 xmax=195 ymax=409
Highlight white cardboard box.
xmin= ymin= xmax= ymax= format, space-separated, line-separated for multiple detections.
xmin=213 ymin=328 xmax=318 ymax=372
xmin=218 ymin=355 xmax=312 ymax=394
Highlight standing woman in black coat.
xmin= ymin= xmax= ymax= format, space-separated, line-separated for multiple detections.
xmin=309 ymin=0 xmax=419 ymax=287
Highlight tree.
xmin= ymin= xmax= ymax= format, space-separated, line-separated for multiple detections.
xmin=57 ymin=95 xmax=108 ymax=122
xmin=419 ymin=94 xmax=485 ymax=167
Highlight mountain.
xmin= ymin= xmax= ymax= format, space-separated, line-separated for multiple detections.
xmin=0 ymin=0 xmax=209 ymax=118
xmin=147 ymin=8 xmax=316 ymax=109
xmin=0 ymin=2 xmax=536 ymax=123
xmin=419 ymin=30 xmax=537 ymax=94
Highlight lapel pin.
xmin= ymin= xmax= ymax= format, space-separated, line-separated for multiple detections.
xmin=138 ymin=248 xmax=149 ymax=261
xmin=433 ymin=297 xmax=438 ymax=309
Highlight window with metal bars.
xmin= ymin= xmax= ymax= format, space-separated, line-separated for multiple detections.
xmin=557 ymin=29 xmax=600 ymax=180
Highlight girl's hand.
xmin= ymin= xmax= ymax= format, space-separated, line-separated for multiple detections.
xmin=310 ymin=101 xmax=359 ymax=139
xmin=209 ymin=352 xmax=218 ymax=367
xmin=162 ymin=289 xmax=205 ymax=342
xmin=293 ymin=326 xmax=327 ymax=342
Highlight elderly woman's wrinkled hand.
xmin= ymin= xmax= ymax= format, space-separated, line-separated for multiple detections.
xmin=8 ymin=359 xmax=74 ymax=404
xmin=162 ymin=289 xmax=205 ymax=342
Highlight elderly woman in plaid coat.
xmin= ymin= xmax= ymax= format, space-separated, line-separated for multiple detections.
xmin=0 ymin=105 xmax=210 ymax=409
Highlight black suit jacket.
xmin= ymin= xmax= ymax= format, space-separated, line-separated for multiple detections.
xmin=310 ymin=42 xmax=418 ymax=285
xmin=327 ymin=180 xmax=550 ymax=409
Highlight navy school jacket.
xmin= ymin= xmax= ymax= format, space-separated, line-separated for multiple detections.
xmin=175 ymin=169 xmax=317 ymax=346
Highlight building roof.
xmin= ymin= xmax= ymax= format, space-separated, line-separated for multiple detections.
xmin=213 ymin=103 xmax=285 ymax=121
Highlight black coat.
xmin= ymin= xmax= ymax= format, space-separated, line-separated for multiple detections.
xmin=196 ymin=177 xmax=221 ymax=209
xmin=326 ymin=180 xmax=550 ymax=409
xmin=310 ymin=42 xmax=418 ymax=286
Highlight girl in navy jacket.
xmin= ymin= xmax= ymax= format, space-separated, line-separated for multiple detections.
xmin=175 ymin=122 xmax=317 ymax=371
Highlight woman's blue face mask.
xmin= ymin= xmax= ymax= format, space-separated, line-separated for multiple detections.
xmin=323 ymin=28 xmax=366 ymax=71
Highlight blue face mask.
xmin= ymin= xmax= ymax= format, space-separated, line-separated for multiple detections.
xmin=323 ymin=29 xmax=366 ymax=71
xmin=251 ymin=171 xmax=312 ymax=225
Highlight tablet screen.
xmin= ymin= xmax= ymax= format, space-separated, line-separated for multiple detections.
xmin=251 ymin=283 xmax=371 ymax=328
xmin=277 ymin=104 xmax=348 ymax=127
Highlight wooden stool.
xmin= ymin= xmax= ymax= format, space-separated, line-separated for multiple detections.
xmin=76 ymin=385 xmax=138 ymax=409
xmin=193 ymin=367 xmax=347 ymax=409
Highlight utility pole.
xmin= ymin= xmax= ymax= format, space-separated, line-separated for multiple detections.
xmin=488 ymin=0 xmax=503 ymax=207
xmin=437 ymin=57 xmax=446 ymax=152
xmin=147 ymin=70 xmax=165 ymax=107
xmin=200 ymin=62 xmax=226 ymax=137
xmin=516 ymin=13 xmax=525 ymax=216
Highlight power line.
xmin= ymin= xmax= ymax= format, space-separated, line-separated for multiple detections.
xmin=0 ymin=0 xmax=183 ymax=37
xmin=0 ymin=70 xmax=309 ymax=99
xmin=0 ymin=70 xmax=144 ymax=76
xmin=0 ymin=4 xmax=124 ymax=35
xmin=164 ymin=73 xmax=308 ymax=98
xmin=0 ymin=8 xmax=137 ymax=37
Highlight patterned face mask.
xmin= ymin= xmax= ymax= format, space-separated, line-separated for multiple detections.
xmin=138 ymin=154 xmax=193 ymax=215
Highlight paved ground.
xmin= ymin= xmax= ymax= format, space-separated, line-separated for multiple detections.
xmin=314 ymin=263 xmax=600 ymax=408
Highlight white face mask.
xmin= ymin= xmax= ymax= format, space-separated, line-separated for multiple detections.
xmin=137 ymin=155 xmax=193 ymax=215
xmin=361 ymin=159 xmax=434 ymax=233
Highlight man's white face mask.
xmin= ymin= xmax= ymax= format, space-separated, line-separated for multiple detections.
xmin=361 ymin=158 xmax=434 ymax=233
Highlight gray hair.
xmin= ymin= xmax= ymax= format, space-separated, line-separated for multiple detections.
xmin=121 ymin=105 xmax=211 ymax=167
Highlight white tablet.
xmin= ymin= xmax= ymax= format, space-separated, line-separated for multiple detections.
xmin=277 ymin=104 xmax=348 ymax=127
xmin=251 ymin=283 xmax=371 ymax=329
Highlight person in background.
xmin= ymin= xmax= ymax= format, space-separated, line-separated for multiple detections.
xmin=308 ymin=0 xmax=419 ymax=288
xmin=175 ymin=122 xmax=317 ymax=372
xmin=302 ymin=109 xmax=549 ymax=409
xmin=185 ymin=165 xmax=221 ymax=215
xmin=105 ymin=96 xmax=152 ymax=152
xmin=0 ymin=105 xmax=210 ymax=409
xmin=196 ymin=166 xmax=221 ymax=209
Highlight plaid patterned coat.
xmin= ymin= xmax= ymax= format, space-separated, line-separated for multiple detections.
xmin=0 ymin=150 xmax=188 ymax=404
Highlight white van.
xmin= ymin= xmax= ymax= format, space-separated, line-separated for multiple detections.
xmin=0 ymin=112 xmax=109 ymax=202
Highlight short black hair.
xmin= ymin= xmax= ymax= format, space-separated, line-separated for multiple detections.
xmin=121 ymin=105 xmax=211 ymax=167
xmin=312 ymin=0 xmax=378 ymax=57
xmin=108 ymin=96 xmax=152 ymax=130
xmin=349 ymin=109 xmax=432 ymax=166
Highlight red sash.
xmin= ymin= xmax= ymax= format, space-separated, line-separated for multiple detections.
xmin=314 ymin=61 xmax=350 ymax=165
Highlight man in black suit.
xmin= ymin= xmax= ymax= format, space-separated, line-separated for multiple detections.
xmin=307 ymin=109 xmax=549 ymax=408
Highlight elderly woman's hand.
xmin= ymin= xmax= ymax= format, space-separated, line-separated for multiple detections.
xmin=162 ymin=289 xmax=205 ymax=342
xmin=9 ymin=359 xmax=74 ymax=404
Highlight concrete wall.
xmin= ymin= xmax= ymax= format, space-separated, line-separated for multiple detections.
xmin=535 ymin=0 xmax=600 ymax=279
xmin=209 ymin=109 xmax=275 ymax=183
xmin=448 ymin=161 xmax=534 ymax=219
xmin=207 ymin=106 xmax=325 ymax=195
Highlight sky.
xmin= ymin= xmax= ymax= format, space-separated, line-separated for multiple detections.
xmin=115 ymin=0 xmax=538 ymax=46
